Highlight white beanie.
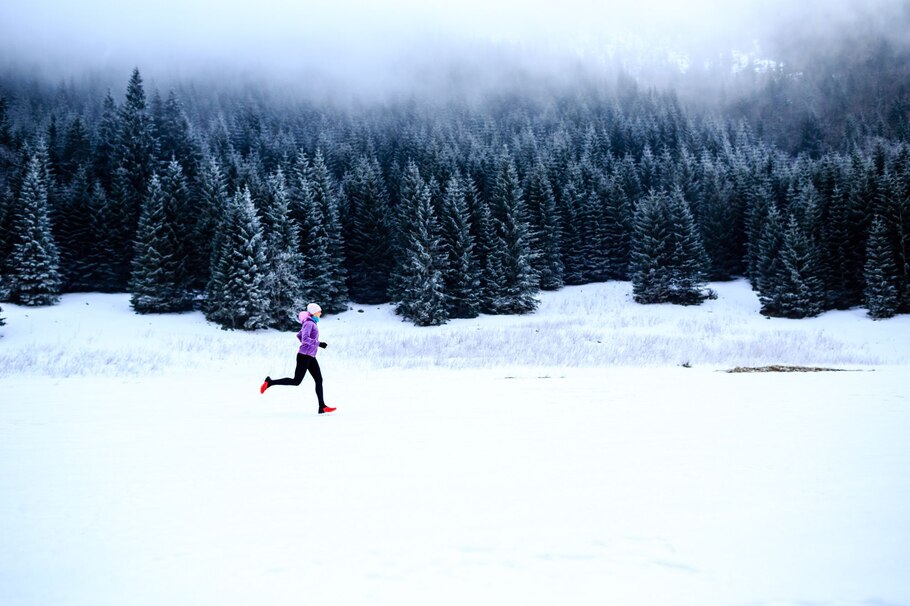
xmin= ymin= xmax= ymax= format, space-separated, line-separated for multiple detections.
xmin=306 ymin=303 xmax=322 ymax=315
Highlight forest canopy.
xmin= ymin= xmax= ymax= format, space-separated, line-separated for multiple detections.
xmin=0 ymin=10 xmax=908 ymax=327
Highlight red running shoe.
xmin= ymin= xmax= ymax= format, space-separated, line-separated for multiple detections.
xmin=260 ymin=377 xmax=270 ymax=394
xmin=320 ymin=406 xmax=337 ymax=414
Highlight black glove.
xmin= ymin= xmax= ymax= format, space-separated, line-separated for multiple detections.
xmin=319 ymin=342 xmax=328 ymax=349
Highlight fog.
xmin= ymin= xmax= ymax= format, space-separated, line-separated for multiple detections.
xmin=1 ymin=0 xmax=908 ymax=98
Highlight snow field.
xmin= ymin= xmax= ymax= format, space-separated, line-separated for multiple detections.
xmin=1 ymin=368 xmax=908 ymax=606
xmin=1 ymin=281 xmax=907 ymax=379
xmin=1 ymin=280 xmax=909 ymax=605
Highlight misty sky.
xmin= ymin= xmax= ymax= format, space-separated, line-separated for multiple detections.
xmin=1 ymin=0 xmax=906 ymax=92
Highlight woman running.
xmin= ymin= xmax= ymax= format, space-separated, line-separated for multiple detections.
xmin=260 ymin=303 xmax=336 ymax=414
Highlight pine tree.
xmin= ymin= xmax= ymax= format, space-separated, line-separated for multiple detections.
xmin=630 ymin=192 xmax=672 ymax=304
xmin=524 ymin=162 xmax=564 ymax=290
xmin=666 ymin=188 xmax=711 ymax=304
xmin=864 ymin=215 xmax=901 ymax=319
xmin=578 ymin=184 xmax=609 ymax=282
xmin=342 ymin=156 xmax=394 ymax=304
xmin=744 ymin=173 xmax=774 ymax=286
xmin=205 ymin=187 xmax=271 ymax=330
xmin=755 ymin=205 xmax=786 ymax=315
xmin=116 ymin=69 xmax=156 ymax=218
xmin=876 ymin=163 xmax=910 ymax=312
xmin=440 ymin=173 xmax=482 ymax=318
xmin=9 ymin=157 xmax=62 ymax=305
xmin=262 ymin=169 xmax=305 ymax=329
xmin=85 ymin=182 xmax=120 ymax=292
xmin=112 ymin=68 xmax=157 ymax=287
xmin=159 ymin=160 xmax=192 ymax=291
xmin=697 ymin=156 xmax=742 ymax=280
xmin=26 ymin=139 xmax=56 ymax=212
xmin=130 ymin=174 xmax=190 ymax=313
xmin=638 ymin=145 xmax=659 ymax=192
xmin=555 ymin=167 xmax=587 ymax=285
xmin=822 ymin=182 xmax=864 ymax=309
xmin=600 ymin=173 xmax=634 ymax=280
xmin=487 ymin=155 xmax=538 ymax=314
xmin=193 ymin=157 xmax=229 ymax=289
xmin=775 ymin=215 xmax=826 ymax=318
xmin=93 ymin=90 xmax=119 ymax=193
xmin=389 ymin=160 xmax=428 ymax=302
xmin=0 ymin=185 xmax=16 ymax=296
xmin=60 ymin=116 xmax=92 ymax=185
xmin=467 ymin=179 xmax=505 ymax=312
xmin=303 ymin=150 xmax=348 ymax=313
xmin=153 ymin=90 xmax=200 ymax=181
xmin=55 ymin=165 xmax=94 ymax=291
xmin=630 ymin=190 xmax=709 ymax=305
xmin=396 ymin=180 xmax=448 ymax=326
xmin=46 ymin=115 xmax=61 ymax=186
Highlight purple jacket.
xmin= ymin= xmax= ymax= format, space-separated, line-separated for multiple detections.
xmin=296 ymin=312 xmax=320 ymax=357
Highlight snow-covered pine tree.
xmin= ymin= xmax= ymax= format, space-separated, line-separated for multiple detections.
xmin=205 ymin=187 xmax=271 ymax=330
xmin=130 ymin=174 xmax=190 ymax=313
xmin=600 ymin=173 xmax=634 ymax=280
xmin=8 ymin=157 xmax=62 ymax=305
xmin=92 ymin=90 xmax=119 ymax=193
xmin=342 ymin=156 xmax=394 ymax=304
xmin=466 ymin=177 xmax=504 ymax=312
xmin=630 ymin=189 xmax=709 ymax=305
xmin=0 ymin=275 xmax=5 ymax=322
xmin=523 ymin=162 xmax=564 ymax=290
xmin=193 ymin=157 xmax=229 ymax=289
xmin=673 ymin=146 xmax=702 ymax=211
xmin=303 ymin=150 xmax=348 ymax=314
xmin=630 ymin=192 xmax=673 ymax=304
xmin=744 ymin=172 xmax=775 ymax=287
xmin=28 ymin=138 xmax=57 ymax=209
xmin=153 ymin=90 xmax=200 ymax=181
xmin=786 ymin=179 xmax=827 ymax=290
xmin=755 ymin=205 xmax=786 ymax=315
xmin=85 ymin=181 xmax=120 ymax=292
xmin=637 ymin=145 xmax=660 ymax=193
xmin=487 ymin=154 xmax=538 ymax=314
xmin=59 ymin=116 xmax=92 ymax=185
xmin=262 ymin=168 xmax=305 ymax=330
xmin=697 ymin=155 xmax=742 ymax=280
xmin=440 ymin=173 xmax=482 ymax=318
xmin=396 ymin=180 xmax=448 ymax=326
xmin=555 ymin=166 xmax=587 ymax=285
xmin=55 ymin=165 xmax=94 ymax=291
xmin=0 ymin=185 xmax=15 ymax=296
xmin=824 ymin=184 xmax=865 ymax=309
xmin=159 ymin=160 xmax=192 ymax=292
xmin=112 ymin=68 xmax=157 ymax=287
xmin=665 ymin=188 xmax=710 ymax=305
xmin=875 ymin=160 xmax=910 ymax=312
xmin=774 ymin=215 xmax=826 ymax=318
xmin=46 ymin=115 xmax=61 ymax=186
xmin=388 ymin=160 xmax=427 ymax=303
xmin=864 ymin=215 xmax=901 ymax=319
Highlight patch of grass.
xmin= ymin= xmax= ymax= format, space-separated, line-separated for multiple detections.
xmin=725 ymin=365 xmax=852 ymax=373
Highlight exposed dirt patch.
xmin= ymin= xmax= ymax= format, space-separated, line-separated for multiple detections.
xmin=726 ymin=365 xmax=852 ymax=373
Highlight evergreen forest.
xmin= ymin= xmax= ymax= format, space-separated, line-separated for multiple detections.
xmin=1 ymin=25 xmax=909 ymax=328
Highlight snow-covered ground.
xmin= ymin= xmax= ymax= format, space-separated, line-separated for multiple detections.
xmin=1 ymin=281 xmax=909 ymax=606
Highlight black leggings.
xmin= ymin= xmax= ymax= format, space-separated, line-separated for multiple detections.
xmin=270 ymin=354 xmax=325 ymax=406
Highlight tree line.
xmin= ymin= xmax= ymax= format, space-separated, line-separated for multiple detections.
xmin=0 ymin=67 xmax=908 ymax=329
